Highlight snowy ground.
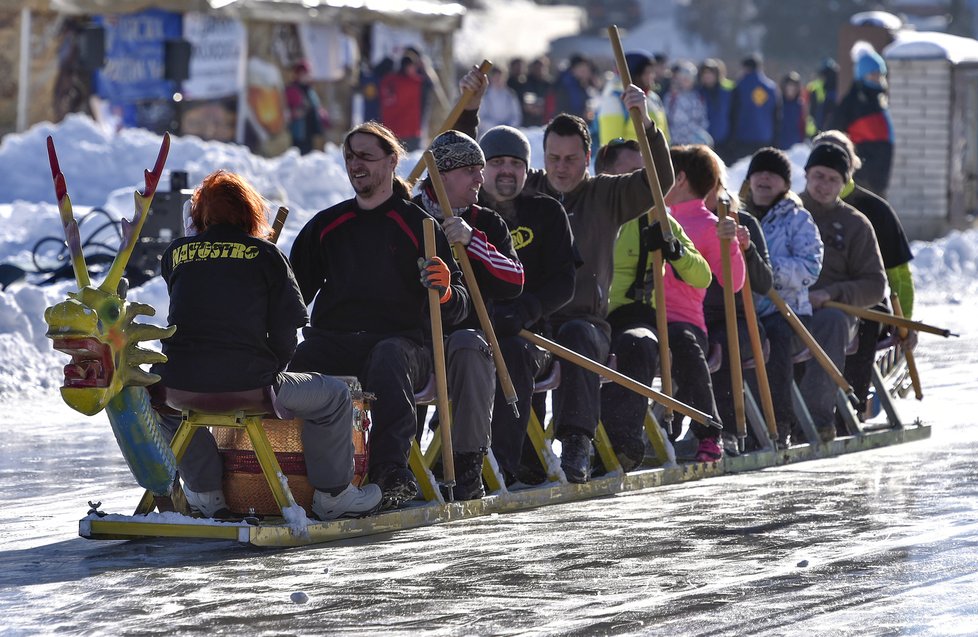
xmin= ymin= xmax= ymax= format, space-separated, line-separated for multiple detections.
xmin=1 ymin=117 xmax=977 ymax=635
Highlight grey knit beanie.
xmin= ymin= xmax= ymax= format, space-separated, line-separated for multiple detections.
xmin=480 ymin=126 xmax=531 ymax=165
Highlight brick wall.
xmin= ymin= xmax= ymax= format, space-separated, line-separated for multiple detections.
xmin=886 ymin=58 xmax=951 ymax=240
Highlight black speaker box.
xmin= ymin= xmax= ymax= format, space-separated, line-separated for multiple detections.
xmin=164 ymin=39 xmax=192 ymax=83
xmin=79 ymin=24 xmax=106 ymax=72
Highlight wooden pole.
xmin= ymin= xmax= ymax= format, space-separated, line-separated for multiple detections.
xmin=736 ymin=248 xmax=779 ymax=442
xmin=607 ymin=25 xmax=674 ymax=429
xmin=270 ymin=206 xmax=289 ymax=244
xmin=767 ymin=289 xmax=856 ymax=399
xmin=423 ymin=152 xmax=520 ymax=415
xmin=890 ymin=293 xmax=923 ymax=400
xmin=423 ymin=218 xmax=456 ymax=499
xmin=406 ymin=60 xmax=493 ymax=186
xmin=717 ymin=198 xmax=746 ymax=446
xmin=822 ymin=300 xmax=956 ymax=338
xmin=519 ymin=330 xmax=718 ymax=428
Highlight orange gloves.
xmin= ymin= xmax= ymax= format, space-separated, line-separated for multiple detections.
xmin=419 ymin=257 xmax=452 ymax=303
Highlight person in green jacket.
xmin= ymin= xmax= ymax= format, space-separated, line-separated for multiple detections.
xmin=596 ymin=138 xmax=711 ymax=469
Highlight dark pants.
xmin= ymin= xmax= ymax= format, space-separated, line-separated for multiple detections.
xmin=601 ymin=322 xmax=658 ymax=455
xmin=760 ymin=312 xmax=807 ymax=441
xmin=669 ymin=321 xmax=719 ymax=441
xmin=491 ymin=334 xmax=552 ymax=476
xmin=552 ymin=319 xmax=611 ymax=440
xmin=798 ymin=308 xmax=857 ymax=429
xmin=844 ymin=304 xmax=889 ymax=411
xmin=290 ymin=329 xmax=432 ymax=472
xmin=707 ymin=316 xmax=757 ymax=441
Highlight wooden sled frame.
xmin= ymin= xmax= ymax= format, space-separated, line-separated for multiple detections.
xmin=78 ymin=339 xmax=927 ymax=548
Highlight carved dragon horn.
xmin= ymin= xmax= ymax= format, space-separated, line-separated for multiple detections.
xmin=99 ymin=133 xmax=171 ymax=295
xmin=47 ymin=136 xmax=91 ymax=289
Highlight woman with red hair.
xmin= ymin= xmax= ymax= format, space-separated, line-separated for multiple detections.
xmin=157 ymin=170 xmax=381 ymax=521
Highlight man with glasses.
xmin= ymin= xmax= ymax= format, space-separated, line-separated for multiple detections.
xmin=289 ymin=122 xmax=471 ymax=508
xmin=798 ymin=144 xmax=885 ymax=442
xmin=455 ymin=67 xmax=672 ymax=483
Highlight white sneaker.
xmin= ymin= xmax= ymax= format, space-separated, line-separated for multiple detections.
xmin=312 ymin=484 xmax=383 ymax=520
xmin=184 ymin=485 xmax=229 ymax=518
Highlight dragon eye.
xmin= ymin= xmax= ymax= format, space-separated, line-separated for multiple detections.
xmin=103 ymin=303 xmax=120 ymax=322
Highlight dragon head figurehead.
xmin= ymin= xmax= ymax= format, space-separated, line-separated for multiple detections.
xmin=43 ymin=134 xmax=175 ymax=416
xmin=45 ymin=285 xmax=174 ymax=416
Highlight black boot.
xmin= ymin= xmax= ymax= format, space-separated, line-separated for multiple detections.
xmin=371 ymin=463 xmax=419 ymax=510
xmin=560 ymin=434 xmax=592 ymax=484
xmin=445 ymin=451 xmax=486 ymax=501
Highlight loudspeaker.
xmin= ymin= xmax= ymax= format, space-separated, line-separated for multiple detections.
xmin=164 ymin=39 xmax=192 ymax=83
xmin=78 ymin=24 xmax=106 ymax=72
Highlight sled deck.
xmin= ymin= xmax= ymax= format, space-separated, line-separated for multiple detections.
xmin=80 ymin=421 xmax=930 ymax=548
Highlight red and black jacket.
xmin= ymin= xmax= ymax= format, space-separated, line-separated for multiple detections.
xmin=413 ymin=189 xmax=524 ymax=332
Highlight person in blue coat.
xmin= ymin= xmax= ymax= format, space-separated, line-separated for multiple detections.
xmin=697 ymin=58 xmax=734 ymax=161
xmin=778 ymin=72 xmax=807 ymax=150
xmin=728 ymin=54 xmax=779 ymax=162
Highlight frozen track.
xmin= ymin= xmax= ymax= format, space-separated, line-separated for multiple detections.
xmin=1 ymin=309 xmax=976 ymax=636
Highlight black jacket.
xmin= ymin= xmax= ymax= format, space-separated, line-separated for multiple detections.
xmin=159 ymin=224 xmax=307 ymax=392
xmin=489 ymin=192 xmax=578 ymax=335
xmin=844 ymin=184 xmax=912 ymax=269
xmin=289 ymin=194 xmax=469 ymax=342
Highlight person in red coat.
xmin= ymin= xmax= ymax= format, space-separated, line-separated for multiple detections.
xmin=379 ymin=51 xmax=428 ymax=151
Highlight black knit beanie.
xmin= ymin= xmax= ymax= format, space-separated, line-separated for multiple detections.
xmin=804 ymin=143 xmax=851 ymax=181
xmin=746 ymin=147 xmax=791 ymax=183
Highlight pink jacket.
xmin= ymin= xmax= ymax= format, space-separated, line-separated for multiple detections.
xmin=664 ymin=198 xmax=746 ymax=334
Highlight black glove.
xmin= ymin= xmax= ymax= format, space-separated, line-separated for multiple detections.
xmin=642 ymin=221 xmax=684 ymax=261
xmin=493 ymin=298 xmax=542 ymax=337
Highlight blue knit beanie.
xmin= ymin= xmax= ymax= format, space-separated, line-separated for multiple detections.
xmin=855 ymin=50 xmax=886 ymax=79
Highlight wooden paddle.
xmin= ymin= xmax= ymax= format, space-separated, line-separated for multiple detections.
xmin=717 ymin=196 xmax=746 ymax=448
xmin=822 ymin=300 xmax=956 ymax=338
xmin=422 ymin=218 xmax=456 ymax=500
xmin=608 ymin=25 xmax=675 ymax=429
xmin=406 ymin=60 xmax=493 ymax=186
xmin=423 ymin=152 xmax=520 ymax=416
xmin=519 ymin=329 xmax=719 ymax=428
xmin=767 ymin=289 xmax=857 ymax=401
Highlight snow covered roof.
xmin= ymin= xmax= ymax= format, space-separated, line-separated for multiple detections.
xmin=850 ymin=11 xmax=904 ymax=30
xmin=6 ymin=0 xmax=466 ymax=33
xmin=884 ymin=30 xmax=978 ymax=64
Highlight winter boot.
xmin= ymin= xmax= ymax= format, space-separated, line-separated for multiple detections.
xmin=560 ymin=434 xmax=593 ymax=484
xmin=444 ymin=451 xmax=486 ymax=501
xmin=312 ymin=484 xmax=383 ymax=520
xmin=371 ymin=464 xmax=419 ymax=510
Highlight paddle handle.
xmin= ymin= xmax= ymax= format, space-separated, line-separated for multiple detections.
xmin=717 ymin=199 xmax=746 ymax=441
xmin=519 ymin=330 xmax=718 ymax=428
xmin=270 ymin=206 xmax=289 ymax=244
xmin=423 ymin=152 xmax=520 ymax=413
xmin=608 ymin=25 xmax=674 ymax=424
xmin=407 ymin=60 xmax=493 ymax=186
xmin=423 ymin=219 xmax=456 ymax=490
